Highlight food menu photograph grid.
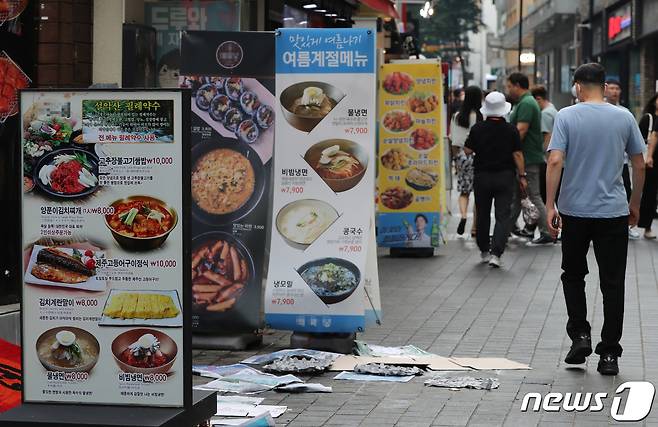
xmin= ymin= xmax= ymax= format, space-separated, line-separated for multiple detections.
xmin=180 ymin=31 xmax=275 ymax=334
xmin=264 ymin=28 xmax=377 ymax=333
xmin=20 ymin=90 xmax=188 ymax=407
xmin=376 ymin=62 xmax=446 ymax=248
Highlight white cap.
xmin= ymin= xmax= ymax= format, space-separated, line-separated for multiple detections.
xmin=480 ymin=91 xmax=512 ymax=118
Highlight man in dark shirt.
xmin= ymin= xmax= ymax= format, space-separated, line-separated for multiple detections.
xmin=465 ymin=92 xmax=527 ymax=268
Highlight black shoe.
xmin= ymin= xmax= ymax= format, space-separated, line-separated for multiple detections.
xmin=530 ymin=234 xmax=554 ymax=245
xmin=597 ymin=355 xmax=619 ymax=375
xmin=564 ymin=335 xmax=592 ymax=364
xmin=457 ymin=218 xmax=466 ymax=235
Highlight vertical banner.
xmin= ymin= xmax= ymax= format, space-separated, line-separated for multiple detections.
xmin=377 ymin=62 xmax=445 ymax=248
xmin=145 ymin=1 xmax=240 ymax=87
xmin=265 ymin=28 xmax=376 ymax=333
xmin=20 ymin=90 xmax=190 ymax=407
xmin=180 ymin=31 xmax=274 ymax=334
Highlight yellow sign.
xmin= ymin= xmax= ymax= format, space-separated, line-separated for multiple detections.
xmin=377 ymin=62 xmax=445 ymax=216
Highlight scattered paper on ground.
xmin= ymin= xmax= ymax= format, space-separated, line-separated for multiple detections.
xmin=334 ymin=371 xmax=415 ymax=383
xmin=194 ymin=364 xmax=259 ymax=379
xmin=424 ymin=376 xmax=500 ymax=390
xmin=195 ymin=367 xmax=302 ymax=394
xmin=330 ymin=355 xmax=467 ymax=371
xmin=242 ymin=349 xmax=341 ymax=365
xmin=449 ymin=357 xmax=531 ymax=370
xmin=354 ymin=341 xmax=433 ymax=357
xmin=215 ymin=399 xmax=287 ymax=418
xmin=211 ymin=412 xmax=276 ymax=426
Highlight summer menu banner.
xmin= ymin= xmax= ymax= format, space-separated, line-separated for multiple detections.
xmin=20 ymin=90 xmax=190 ymax=407
xmin=377 ymin=62 xmax=445 ymax=248
xmin=265 ymin=28 xmax=376 ymax=333
xmin=180 ymin=31 xmax=274 ymax=334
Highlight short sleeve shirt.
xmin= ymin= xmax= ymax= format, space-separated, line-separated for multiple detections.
xmin=510 ymin=92 xmax=544 ymax=165
xmin=541 ymin=103 xmax=558 ymax=134
xmin=547 ymin=102 xmax=646 ymax=218
xmin=465 ymin=118 xmax=522 ymax=172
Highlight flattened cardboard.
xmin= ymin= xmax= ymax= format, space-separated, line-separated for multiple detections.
xmin=419 ymin=356 xmax=471 ymax=371
xmin=449 ymin=357 xmax=531 ymax=370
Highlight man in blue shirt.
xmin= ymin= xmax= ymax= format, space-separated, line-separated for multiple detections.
xmin=546 ymin=63 xmax=646 ymax=376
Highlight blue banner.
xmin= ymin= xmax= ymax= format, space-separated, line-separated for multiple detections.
xmin=265 ymin=313 xmax=365 ymax=333
xmin=377 ymin=212 xmax=441 ymax=248
xmin=276 ymin=28 xmax=374 ymax=74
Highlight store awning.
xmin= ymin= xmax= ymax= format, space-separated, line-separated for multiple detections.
xmin=358 ymin=0 xmax=400 ymax=19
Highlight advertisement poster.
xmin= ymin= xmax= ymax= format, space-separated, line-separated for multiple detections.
xmin=377 ymin=62 xmax=445 ymax=248
xmin=265 ymin=28 xmax=376 ymax=333
xmin=20 ymin=90 xmax=189 ymax=407
xmin=180 ymin=31 xmax=274 ymax=334
xmin=145 ymin=1 xmax=240 ymax=87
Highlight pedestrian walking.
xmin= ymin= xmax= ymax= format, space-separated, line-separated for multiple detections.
xmin=605 ymin=79 xmax=641 ymax=239
xmin=505 ymin=73 xmax=552 ymax=244
xmin=531 ymin=85 xmax=559 ymax=205
xmin=464 ymin=92 xmax=527 ymax=268
xmin=638 ymin=94 xmax=658 ymax=239
xmin=450 ymin=86 xmax=483 ymax=237
xmin=546 ymin=63 xmax=646 ymax=375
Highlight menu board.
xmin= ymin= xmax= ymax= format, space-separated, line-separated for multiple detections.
xmin=376 ymin=62 xmax=445 ymax=248
xmin=265 ymin=28 xmax=376 ymax=333
xmin=20 ymin=90 xmax=189 ymax=407
xmin=180 ymin=31 xmax=274 ymax=334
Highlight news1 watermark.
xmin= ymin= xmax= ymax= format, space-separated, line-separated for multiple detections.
xmin=521 ymin=382 xmax=656 ymax=421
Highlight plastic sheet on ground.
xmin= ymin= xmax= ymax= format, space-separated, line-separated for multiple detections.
xmin=194 ymin=364 xmax=258 ymax=379
xmin=354 ymin=341 xmax=434 ymax=357
xmin=195 ymin=367 xmax=302 ymax=394
xmin=354 ymin=363 xmax=422 ymax=376
xmin=334 ymin=371 xmax=415 ymax=383
xmin=211 ymin=412 xmax=276 ymax=426
xmin=275 ymin=383 xmax=332 ymax=393
xmin=241 ymin=349 xmax=342 ymax=365
xmin=262 ymin=356 xmax=334 ymax=374
xmin=424 ymin=376 xmax=500 ymax=390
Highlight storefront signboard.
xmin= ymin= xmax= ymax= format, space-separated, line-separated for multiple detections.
xmin=265 ymin=28 xmax=377 ymax=333
xmin=180 ymin=31 xmax=274 ymax=335
xmin=20 ymin=89 xmax=190 ymax=407
xmin=376 ymin=62 xmax=445 ymax=248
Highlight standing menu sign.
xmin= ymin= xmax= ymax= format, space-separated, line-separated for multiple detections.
xmin=180 ymin=31 xmax=274 ymax=334
xmin=376 ymin=62 xmax=446 ymax=248
xmin=20 ymin=90 xmax=190 ymax=407
xmin=265 ymin=28 xmax=376 ymax=333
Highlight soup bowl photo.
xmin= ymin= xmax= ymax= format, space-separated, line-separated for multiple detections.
xmin=104 ymin=195 xmax=178 ymax=252
xmin=279 ymin=81 xmax=345 ymax=132
xmin=36 ymin=326 xmax=100 ymax=373
xmin=111 ymin=328 xmax=178 ymax=375
xmin=303 ymin=139 xmax=369 ymax=193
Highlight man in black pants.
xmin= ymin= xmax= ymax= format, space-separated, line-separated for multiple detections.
xmin=465 ymin=92 xmax=527 ymax=268
xmin=546 ymin=64 xmax=646 ymax=375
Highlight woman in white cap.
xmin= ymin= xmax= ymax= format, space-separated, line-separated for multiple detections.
xmin=464 ymin=91 xmax=528 ymax=267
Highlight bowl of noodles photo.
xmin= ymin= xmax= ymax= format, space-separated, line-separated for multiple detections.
xmin=191 ymin=140 xmax=266 ymax=226
xmin=105 ymin=196 xmax=178 ymax=252
xmin=280 ymin=82 xmax=345 ymax=132
xmin=303 ymin=139 xmax=368 ymax=193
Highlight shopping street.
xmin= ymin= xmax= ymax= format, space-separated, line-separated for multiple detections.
xmin=192 ymin=212 xmax=658 ymax=426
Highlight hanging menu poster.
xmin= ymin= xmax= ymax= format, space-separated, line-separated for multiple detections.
xmin=180 ymin=31 xmax=275 ymax=334
xmin=265 ymin=28 xmax=376 ymax=333
xmin=376 ymin=62 xmax=446 ymax=248
xmin=20 ymin=90 xmax=190 ymax=407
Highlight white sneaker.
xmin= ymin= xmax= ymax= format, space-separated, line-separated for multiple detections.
xmin=489 ymin=255 xmax=502 ymax=268
xmin=480 ymin=252 xmax=491 ymax=263
xmin=629 ymin=227 xmax=641 ymax=240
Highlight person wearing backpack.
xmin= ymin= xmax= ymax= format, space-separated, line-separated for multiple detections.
xmin=638 ymin=95 xmax=658 ymax=239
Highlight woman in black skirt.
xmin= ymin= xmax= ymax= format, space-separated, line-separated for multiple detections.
xmin=638 ymin=94 xmax=658 ymax=239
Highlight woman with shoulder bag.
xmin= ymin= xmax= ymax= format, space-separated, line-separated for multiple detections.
xmin=450 ymin=86 xmax=483 ymax=237
xmin=638 ymin=94 xmax=658 ymax=239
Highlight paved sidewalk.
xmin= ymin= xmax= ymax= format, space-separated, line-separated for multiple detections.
xmin=194 ymin=212 xmax=658 ymax=426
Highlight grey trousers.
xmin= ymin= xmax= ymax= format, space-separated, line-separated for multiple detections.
xmin=510 ymin=163 xmax=549 ymax=235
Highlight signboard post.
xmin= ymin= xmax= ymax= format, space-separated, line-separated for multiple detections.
xmin=376 ymin=61 xmax=446 ymax=252
xmin=265 ymin=28 xmax=377 ymax=337
xmin=180 ymin=31 xmax=275 ymax=350
xmin=18 ymin=89 xmax=192 ymax=408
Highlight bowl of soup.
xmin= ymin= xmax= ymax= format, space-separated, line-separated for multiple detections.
xmin=36 ymin=326 xmax=100 ymax=373
xmin=105 ymin=195 xmax=178 ymax=252
xmin=280 ymin=82 xmax=344 ymax=132
xmin=304 ymin=139 xmax=369 ymax=193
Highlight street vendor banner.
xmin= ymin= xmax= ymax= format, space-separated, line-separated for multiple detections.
xmin=180 ymin=31 xmax=274 ymax=335
xmin=377 ymin=62 xmax=445 ymax=248
xmin=20 ymin=90 xmax=190 ymax=407
xmin=265 ymin=28 xmax=377 ymax=333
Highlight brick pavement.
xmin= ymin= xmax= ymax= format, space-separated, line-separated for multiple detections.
xmin=194 ymin=213 xmax=658 ymax=426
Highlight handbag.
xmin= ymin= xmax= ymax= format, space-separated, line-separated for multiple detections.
xmin=521 ymin=197 xmax=540 ymax=226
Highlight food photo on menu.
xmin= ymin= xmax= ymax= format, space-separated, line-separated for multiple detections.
xmin=279 ymin=81 xmax=344 ymax=132
xmin=297 ymin=258 xmax=361 ymax=305
xmin=111 ymin=329 xmax=177 ymax=374
xmin=303 ymin=140 xmax=368 ymax=193
xmin=36 ymin=326 xmax=100 ymax=373
xmin=275 ymin=199 xmax=339 ymax=250
xmin=99 ymin=290 xmax=183 ymax=327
